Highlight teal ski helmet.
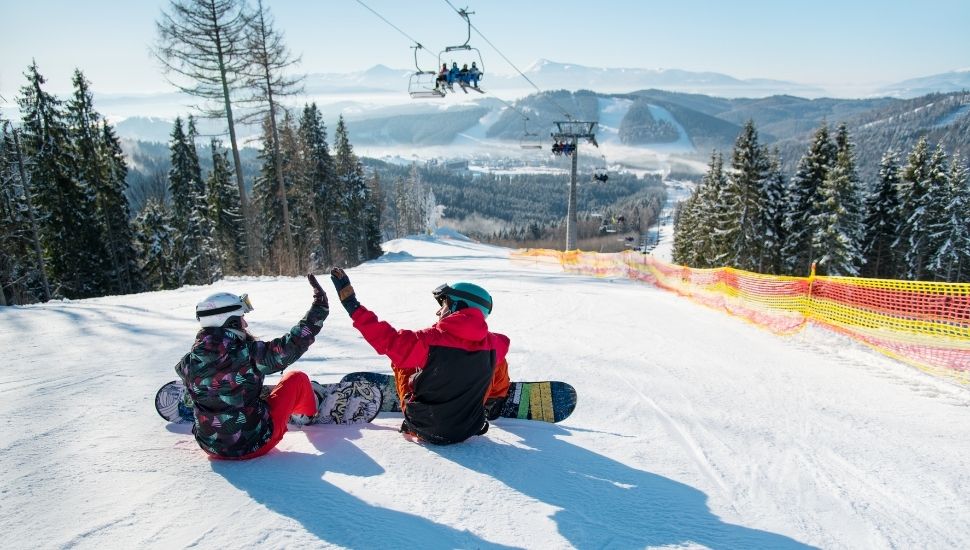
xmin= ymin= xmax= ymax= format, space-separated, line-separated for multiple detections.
xmin=433 ymin=282 xmax=493 ymax=317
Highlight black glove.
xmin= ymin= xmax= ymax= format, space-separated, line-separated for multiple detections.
xmin=308 ymin=273 xmax=329 ymax=308
xmin=306 ymin=273 xmax=329 ymax=327
xmin=330 ymin=267 xmax=360 ymax=315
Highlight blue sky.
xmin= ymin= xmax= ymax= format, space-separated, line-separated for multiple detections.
xmin=2 ymin=0 xmax=968 ymax=98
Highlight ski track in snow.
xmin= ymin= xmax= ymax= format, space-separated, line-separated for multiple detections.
xmin=1 ymin=233 xmax=970 ymax=549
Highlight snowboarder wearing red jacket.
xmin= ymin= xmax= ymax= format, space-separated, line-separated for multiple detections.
xmin=330 ymin=267 xmax=511 ymax=444
xmin=175 ymin=275 xmax=330 ymax=459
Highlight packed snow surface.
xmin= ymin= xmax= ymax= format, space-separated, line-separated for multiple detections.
xmin=2 ymin=233 xmax=969 ymax=549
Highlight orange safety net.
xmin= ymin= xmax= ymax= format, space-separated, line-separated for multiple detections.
xmin=511 ymin=249 xmax=970 ymax=384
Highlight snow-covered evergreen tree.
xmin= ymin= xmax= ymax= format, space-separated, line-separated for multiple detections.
xmin=65 ymin=71 xmax=144 ymax=295
xmin=298 ymin=103 xmax=336 ymax=269
xmin=860 ymin=151 xmax=902 ymax=278
xmin=167 ymin=116 xmax=220 ymax=284
xmin=694 ymin=151 xmax=729 ymax=268
xmin=721 ymin=120 xmax=770 ymax=271
xmin=811 ymin=123 xmax=865 ymax=276
xmin=332 ymin=116 xmax=371 ymax=265
xmin=364 ymin=172 xmax=385 ymax=261
xmin=895 ymin=137 xmax=946 ymax=280
xmin=927 ymin=153 xmax=969 ymax=282
xmin=920 ymin=146 xmax=952 ymax=281
xmin=394 ymin=165 xmax=434 ymax=237
xmin=206 ymin=138 xmax=246 ymax=273
xmin=252 ymin=115 xmax=286 ymax=272
xmin=671 ymin=183 xmax=701 ymax=266
xmin=759 ymin=149 xmax=787 ymax=274
xmin=0 ymin=121 xmax=40 ymax=304
xmin=17 ymin=62 xmax=105 ymax=298
xmin=278 ymin=111 xmax=314 ymax=271
xmin=134 ymin=199 xmax=179 ymax=290
xmin=781 ymin=124 xmax=836 ymax=276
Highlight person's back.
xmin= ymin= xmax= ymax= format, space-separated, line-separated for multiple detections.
xmin=175 ymin=279 xmax=330 ymax=459
xmin=179 ymin=327 xmax=275 ymax=456
xmin=401 ymin=306 xmax=509 ymax=443
xmin=329 ymin=270 xmax=511 ymax=445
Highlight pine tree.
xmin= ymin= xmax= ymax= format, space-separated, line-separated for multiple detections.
xmin=167 ymin=116 xmax=220 ymax=284
xmin=18 ymin=62 xmax=105 ymax=298
xmin=895 ymin=137 xmax=943 ymax=280
xmin=332 ymin=116 xmax=370 ymax=265
xmin=252 ymin=115 xmax=286 ymax=272
xmin=278 ymin=111 xmax=313 ymax=271
xmin=298 ymin=103 xmax=336 ymax=268
xmin=134 ymin=199 xmax=179 ymax=290
xmin=394 ymin=165 xmax=433 ymax=237
xmin=759 ymin=149 xmax=787 ymax=274
xmin=927 ymin=154 xmax=970 ymax=282
xmin=65 ymin=70 xmax=144 ymax=294
xmin=0 ymin=121 xmax=34 ymax=304
xmin=206 ymin=138 xmax=246 ymax=273
xmin=781 ymin=123 xmax=836 ymax=276
xmin=721 ymin=120 xmax=770 ymax=271
xmin=671 ymin=184 xmax=701 ymax=266
xmin=694 ymin=151 xmax=729 ymax=268
xmin=921 ymin=146 xmax=952 ymax=280
xmin=860 ymin=151 xmax=902 ymax=278
xmin=363 ymin=172 xmax=385 ymax=260
xmin=811 ymin=123 xmax=865 ymax=276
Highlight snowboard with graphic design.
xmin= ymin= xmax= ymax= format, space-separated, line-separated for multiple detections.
xmin=341 ymin=371 xmax=577 ymax=423
xmin=155 ymin=379 xmax=382 ymax=425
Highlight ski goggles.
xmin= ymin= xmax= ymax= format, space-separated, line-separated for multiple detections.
xmin=432 ymin=284 xmax=491 ymax=313
xmin=432 ymin=284 xmax=451 ymax=305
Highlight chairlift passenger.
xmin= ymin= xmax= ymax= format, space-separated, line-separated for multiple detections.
xmin=468 ymin=62 xmax=481 ymax=88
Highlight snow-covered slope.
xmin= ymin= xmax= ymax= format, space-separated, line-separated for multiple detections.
xmin=2 ymin=234 xmax=969 ymax=549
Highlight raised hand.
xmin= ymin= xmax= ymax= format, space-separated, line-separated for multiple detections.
xmin=330 ymin=267 xmax=360 ymax=315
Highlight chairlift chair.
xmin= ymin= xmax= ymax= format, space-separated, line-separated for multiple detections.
xmin=408 ymin=45 xmax=445 ymax=99
xmin=592 ymin=155 xmax=609 ymax=182
xmin=519 ymin=118 xmax=542 ymax=149
xmin=439 ymin=9 xmax=485 ymax=93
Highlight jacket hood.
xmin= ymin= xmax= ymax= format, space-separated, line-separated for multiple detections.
xmin=435 ymin=308 xmax=488 ymax=342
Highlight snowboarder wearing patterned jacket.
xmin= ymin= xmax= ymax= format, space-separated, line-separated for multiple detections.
xmin=330 ymin=267 xmax=511 ymax=445
xmin=175 ymin=275 xmax=330 ymax=459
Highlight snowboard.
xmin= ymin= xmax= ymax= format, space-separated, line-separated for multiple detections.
xmin=155 ymin=379 xmax=383 ymax=425
xmin=341 ymin=372 xmax=577 ymax=423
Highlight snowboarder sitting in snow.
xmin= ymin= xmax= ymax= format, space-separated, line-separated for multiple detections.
xmin=175 ymin=275 xmax=330 ymax=460
xmin=330 ymin=267 xmax=511 ymax=445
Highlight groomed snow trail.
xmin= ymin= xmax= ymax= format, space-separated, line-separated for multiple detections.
xmin=1 ymin=234 xmax=969 ymax=549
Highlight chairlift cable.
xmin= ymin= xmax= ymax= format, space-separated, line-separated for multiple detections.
xmin=353 ymin=0 xmax=438 ymax=63
xmin=441 ymin=0 xmax=574 ymax=120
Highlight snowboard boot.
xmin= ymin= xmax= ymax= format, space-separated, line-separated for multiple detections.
xmin=288 ymin=382 xmax=323 ymax=426
xmin=484 ymin=395 xmax=508 ymax=421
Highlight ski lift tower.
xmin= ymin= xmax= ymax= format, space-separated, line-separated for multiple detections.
xmin=552 ymin=120 xmax=598 ymax=250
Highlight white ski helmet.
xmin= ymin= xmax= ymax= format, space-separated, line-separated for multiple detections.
xmin=196 ymin=292 xmax=254 ymax=328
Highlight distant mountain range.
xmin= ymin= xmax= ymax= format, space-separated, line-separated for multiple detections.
xmin=86 ymin=60 xmax=969 ymax=183
xmin=296 ymin=60 xmax=970 ymax=99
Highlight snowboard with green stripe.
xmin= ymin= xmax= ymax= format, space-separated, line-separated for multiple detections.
xmin=341 ymin=372 xmax=577 ymax=423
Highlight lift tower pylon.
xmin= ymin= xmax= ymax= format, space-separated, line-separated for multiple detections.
xmin=552 ymin=121 xmax=598 ymax=251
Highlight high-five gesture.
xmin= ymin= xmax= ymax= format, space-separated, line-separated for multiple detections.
xmin=330 ymin=267 xmax=360 ymax=315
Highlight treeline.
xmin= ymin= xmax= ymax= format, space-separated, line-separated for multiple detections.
xmin=673 ymin=120 xmax=969 ymax=282
xmin=0 ymin=64 xmax=383 ymax=304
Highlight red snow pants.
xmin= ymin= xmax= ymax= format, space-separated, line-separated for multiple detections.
xmin=219 ymin=370 xmax=316 ymax=460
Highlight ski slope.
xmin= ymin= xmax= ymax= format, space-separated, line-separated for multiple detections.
xmin=2 ymin=233 xmax=969 ymax=549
